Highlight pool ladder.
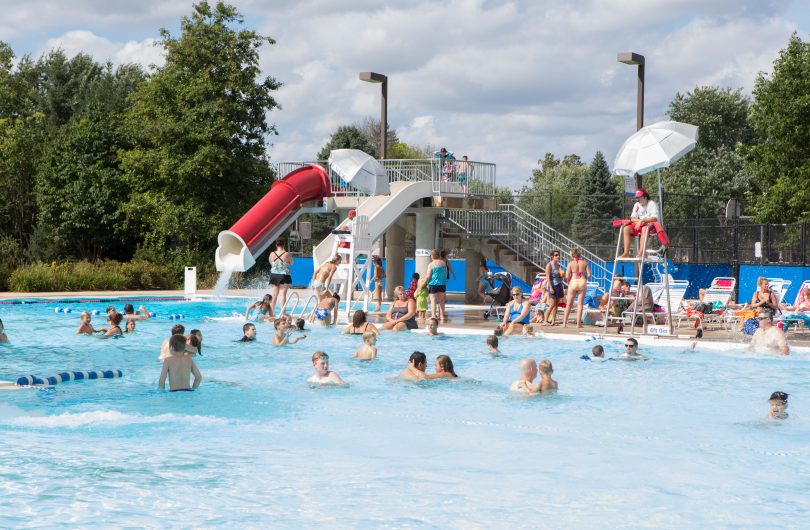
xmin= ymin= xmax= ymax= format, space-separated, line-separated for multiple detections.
xmin=282 ymin=292 xmax=319 ymax=318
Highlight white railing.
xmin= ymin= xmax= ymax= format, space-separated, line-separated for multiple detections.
xmin=444 ymin=204 xmax=613 ymax=292
xmin=271 ymin=158 xmax=497 ymax=198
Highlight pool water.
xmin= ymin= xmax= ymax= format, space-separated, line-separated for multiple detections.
xmin=1 ymin=299 xmax=809 ymax=528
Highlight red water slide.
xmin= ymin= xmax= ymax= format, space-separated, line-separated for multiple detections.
xmin=215 ymin=164 xmax=331 ymax=271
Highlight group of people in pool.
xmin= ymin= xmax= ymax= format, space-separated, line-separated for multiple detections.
xmin=75 ymin=304 xmax=151 ymax=337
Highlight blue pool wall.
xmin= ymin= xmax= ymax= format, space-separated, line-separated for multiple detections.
xmin=285 ymin=258 xmax=808 ymax=301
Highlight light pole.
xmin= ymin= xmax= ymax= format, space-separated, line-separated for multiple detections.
xmin=359 ymin=71 xmax=388 ymax=159
xmin=618 ymin=52 xmax=645 ymax=189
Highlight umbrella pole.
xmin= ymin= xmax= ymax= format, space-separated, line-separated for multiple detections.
xmin=656 ymin=168 xmax=664 ymax=226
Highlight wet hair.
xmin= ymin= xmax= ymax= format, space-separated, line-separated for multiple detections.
xmin=243 ymin=322 xmax=256 ymax=333
xmin=80 ymin=310 xmax=91 ymax=319
xmin=436 ymin=355 xmax=457 ymax=377
xmin=187 ymin=334 xmax=201 ymax=351
xmin=262 ymin=294 xmax=273 ymax=304
xmin=171 ymin=324 xmax=185 ymax=336
xmin=189 ymin=330 xmax=202 ymax=354
xmin=493 ymin=327 xmax=504 ymax=337
xmin=428 ymin=317 xmax=439 ymax=326
xmin=592 ymin=345 xmax=604 ymax=357
xmin=412 ymin=272 xmax=420 ymax=280
xmin=125 ymin=319 xmax=136 ymax=332
xmin=294 ymin=318 xmax=305 ymax=330
xmin=769 ymin=391 xmax=789 ymax=402
xmin=626 ymin=337 xmax=639 ymax=347
xmin=409 ymin=351 xmax=427 ymax=366
xmin=274 ymin=319 xmax=285 ymax=330
xmin=333 ymin=293 xmax=341 ymax=301
xmin=109 ymin=312 xmax=123 ymax=326
xmin=123 ymin=303 xmax=135 ymax=314
xmin=486 ymin=335 xmax=499 ymax=348
xmin=362 ymin=331 xmax=376 ymax=343
xmin=105 ymin=305 xmax=116 ymax=314
xmin=312 ymin=351 xmax=328 ymax=363
xmin=431 ymin=249 xmax=440 ymax=259
xmin=169 ymin=334 xmax=187 ymax=353
xmin=352 ymin=310 xmax=367 ymax=327
xmin=539 ymin=359 xmax=553 ymax=374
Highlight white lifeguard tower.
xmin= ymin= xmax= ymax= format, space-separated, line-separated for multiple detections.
xmin=328 ymin=214 xmax=375 ymax=322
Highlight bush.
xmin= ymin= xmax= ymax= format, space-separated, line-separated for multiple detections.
xmin=7 ymin=260 xmax=179 ymax=292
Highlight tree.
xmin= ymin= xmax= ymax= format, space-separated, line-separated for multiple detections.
xmin=516 ymin=153 xmax=588 ymax=231
xmin=357 ymin=117 xmax=398 ymax=158
xmin=120 ymin=1 xmax=280 ymax=266
xmin=572 ymin=151 xmax=619 ymax=242
xmin=745 ymin=33 xmax=810 ymax=223
xmin=317 ymin=125 xmax=377 ymax=160
xmin=660 ymin=86 xmax=754 ymax=221
xmin=387 ymin=141 xmax=433 ymax=159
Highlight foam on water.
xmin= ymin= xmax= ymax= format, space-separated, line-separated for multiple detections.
xmin=212 ymin=268 xmax=234 ymax=297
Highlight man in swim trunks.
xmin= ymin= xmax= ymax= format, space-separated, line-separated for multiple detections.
xmin=749 ymin=310 xmax=789 ymax=355
xmin=510 ymin=358 xmax=538 ymax=393
xmin=399 ymin=351 xmax=427 ymax=381
xmin=311 ymin=255 xmax=340 ymax=299
xmin=620 ymin=188 xmax=660 ymax=258
xmin=159 ymin=334 xmax=202 ymax=392
xmin=308 ymin=351 xmax=345 ymax=385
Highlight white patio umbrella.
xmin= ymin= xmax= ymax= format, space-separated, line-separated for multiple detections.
xmin=613 ymin=120 xmax=699 ymax=224
xmin=328 ymin=149 xmax=390 ymax=195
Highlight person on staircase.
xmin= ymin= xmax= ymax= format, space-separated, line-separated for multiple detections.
xmin=562 ymin=248 xmax=591 ymax=328
xmin=619 ymin=188 xmax=660 ymax=259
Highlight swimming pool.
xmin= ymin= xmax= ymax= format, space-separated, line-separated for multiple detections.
xmin=1 ymin=298 xmax=808 ymax=527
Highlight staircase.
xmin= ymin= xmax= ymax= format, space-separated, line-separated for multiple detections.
xmin=442 ymin=203 xmax=612 ymax=292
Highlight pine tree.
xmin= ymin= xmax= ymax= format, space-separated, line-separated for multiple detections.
xmin=572 ymin=151 xmax=619 ymax=243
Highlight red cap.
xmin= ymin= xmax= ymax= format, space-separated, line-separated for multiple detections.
xmin=348 ymin=209 xmax=357 ymax=217
xmin=634 ymin=188 xmax=648 ymax=198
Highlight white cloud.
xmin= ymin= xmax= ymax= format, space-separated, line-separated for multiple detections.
xmin=39 ymin=30 xmax=165 ymax=67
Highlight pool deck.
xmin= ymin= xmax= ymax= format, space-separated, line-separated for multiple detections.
xmin=2 ymin=288 xmax=808 ymax=350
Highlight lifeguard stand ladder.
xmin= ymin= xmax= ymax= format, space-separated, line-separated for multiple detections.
xmin=602 ymin=221 xmax=674 ymax=336
xmin=330 ymin=215 xmax=374 ymax=324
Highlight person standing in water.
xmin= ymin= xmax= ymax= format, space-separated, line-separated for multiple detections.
xmin=563 ymin=248 xmax=590 ymax=328
xmin=268 ymin=238 xmax=294 ymax=315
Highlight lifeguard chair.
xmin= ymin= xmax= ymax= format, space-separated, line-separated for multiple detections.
xmin=329 ymin=214 xmax=374 ymax=323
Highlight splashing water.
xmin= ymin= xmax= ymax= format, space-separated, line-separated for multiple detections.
xmin=213 ymin=269 xmax=234 ymax=298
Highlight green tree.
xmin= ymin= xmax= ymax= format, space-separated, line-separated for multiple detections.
xmin=387 ymin=141 xmax=433 ymax=159
xmin=517 ymin=153 xmax=587 ymax=232
xmin=357 ymin=117 xmax=399 ymax=158
xmin=317 ymin=125 xmax=377 ymax=160
xmin=120 ymin=1 xmax=280 ymax=266
xmin=572 ymin=151 xmax=619 ymax=242
xmin=660 ymin=86 xmax=754 ymax=221
xmin=745 ymin=33 xmax=810 ymax=223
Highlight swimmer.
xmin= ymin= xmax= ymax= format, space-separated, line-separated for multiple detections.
xmin=125 ymin=319 xmax=136 ymax=334
xmin=159 ymin=324 xmax=186 ymax=361
xmin=768 ymin=391 xmax=789 ymax=420
xmin=426 ymin=317 xmax=442 ymax=336
xmin=309 ymin=291 xmax=340 ymax=325
xmin=510 ymin=358 xmax=538 ymax=393
xmin=399 ymin=351 xmax=427 ymax=381
xmin=245 ymin=294 xmax=275 ymax=322
xmin=273 ymin=318 xmax=306 ymax=346
xmin=308 ymin=351 xmax=345 ymax=385
xmin=749 ymin=310 xmax=789 ymax=356
xmin=486 ymin=335 xmax=500 ymax=354
xmin=581 ymin=344 xmax=605 ymax=361
xmin=293 ymin=318 xmax=306 ymax=331
xmin=97 ymin=312 xmax=123 ymax=338
xmin=493 ymin=326 xmax=504 ymax=337
xmin=0 ymin=319 xmax=8 ymax=343
xmin=122 ymin=303 xmax=151 ymax=320
xmin=159 ymin=334 xmax=202 ymax=392
xmin=311 ymin=255 xmax=340 ymax=299
xmin=622 ymin=338 xmax=647 ymax=360
xmin=426 ymin=355 xmax=458 ymax=379
xmin=186 ymin=333 xmax=201 ymax=356
xmin=522 ymin=324 xmax=536 ymax=337
xmin=352 ymin=331 xmax=378 ymax=360
xmin=536 ymin=360 xmax=558 ymax=392
xmin=75 ymin=311 xmax=98 ymax=335
xmin=105 ymin=305 xmax=116 ymax=316
xmin=239 ymin=323 xmax=257 ymax=342
xmin=189 ymin=329 xmax=203 ymax=355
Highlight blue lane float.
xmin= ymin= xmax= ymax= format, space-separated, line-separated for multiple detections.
xmin=150 ymin=313 xmax=184 ymax=320
xmin=16 ymin=369 xmax=123 ymax=387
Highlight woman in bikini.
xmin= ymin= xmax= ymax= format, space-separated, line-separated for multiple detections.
xmin=245 ymin=294 xmax=275 ymax=322
xmin=563 ymin=248 xmax=590 ymax=328
xmin=750 ymin=277 xmax=779 ymax=315
xmin=501 ymin=287 xmax=532 ymax=335
xmin=342 ymin=310 xmax=380 ymax=335
xmin=381 ymin=286 xmax=418 ymax=332
xmin=371 ymin=257 xmax=386 ymax=313
xmin=542 ymin=250 xmax=565 ymax=325
xmin=477 ymin=258 xmax=490 ymax=305
xmin=268 ymin=238 xmax=294 ymax=315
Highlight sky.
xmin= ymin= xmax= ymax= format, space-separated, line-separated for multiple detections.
xmin=1 ymin=0 xmax=808 ymax=190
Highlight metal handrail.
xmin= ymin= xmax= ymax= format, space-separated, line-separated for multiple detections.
xmin=298 ymin=294 xmax=319 ymax=318
xmin=444 ymin=205 xmax=613 ymax=292
xmin=271 ymin=158 xmax=497 ymax=198
xmin=283 ymin=292 xmax=300 ymax=315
